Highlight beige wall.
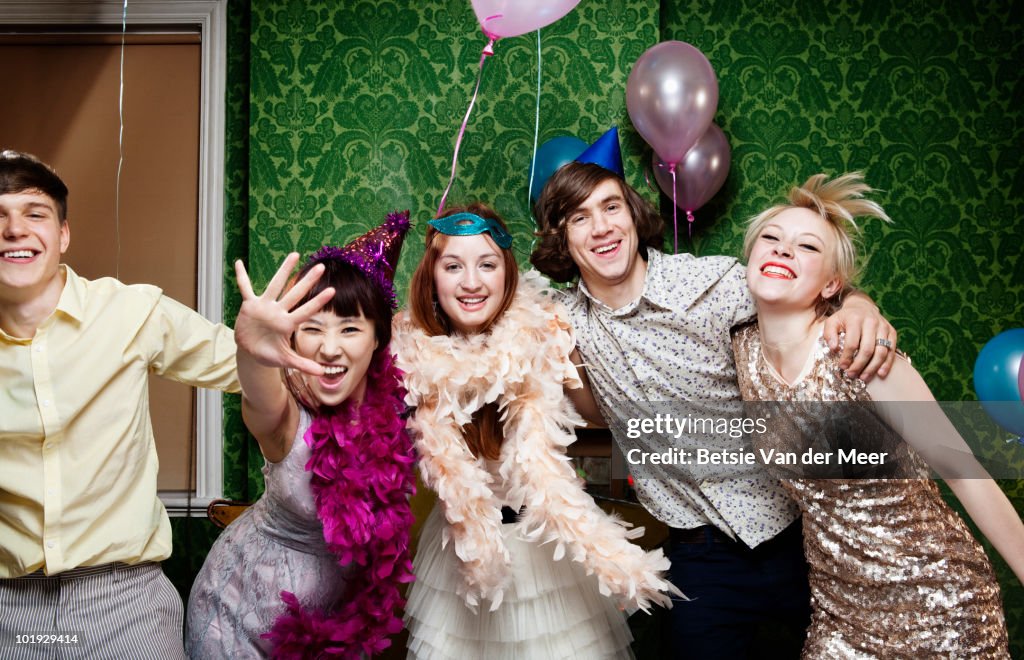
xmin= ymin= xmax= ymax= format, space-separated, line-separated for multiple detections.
xmin=0 ymin=36 xmax=202 ymax=490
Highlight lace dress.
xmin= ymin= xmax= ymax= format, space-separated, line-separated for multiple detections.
xmin=186 ymin=410 xmax=353 ymax=658
xmin=732 ymin=324 xmax=1009 ymax=658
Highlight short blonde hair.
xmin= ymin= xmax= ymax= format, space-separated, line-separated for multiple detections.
xmin=743 ymin=172 xmax=891 ymax=309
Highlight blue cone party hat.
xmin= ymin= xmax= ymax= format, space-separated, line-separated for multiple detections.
xmin=575 ymin=126 xmax=624 ymax=177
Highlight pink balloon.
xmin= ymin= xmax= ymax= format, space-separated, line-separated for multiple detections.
xmin=470 ymin=0 xmax=581 ymax=39
xmin=627 ymin=41 xmax=719 ymax=165
xmin=1019 ymin=355 xmax=1024 ymax=401
xmin=652 ymin=124 xmax=731 ymax=213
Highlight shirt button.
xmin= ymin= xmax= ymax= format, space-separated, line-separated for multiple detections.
xmin=42 ymin=400 xmax=50 ymax=407
xmin=46 ymin=541 xmax=55 ymax=549
xmin=35 ymin=345 xmax=43 ymax=353
xmin=44 ymin=444 xmax=52 ymax=451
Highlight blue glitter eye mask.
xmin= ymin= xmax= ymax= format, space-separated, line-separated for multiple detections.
xmin=428 ymin=212 xmax=513 ymax=249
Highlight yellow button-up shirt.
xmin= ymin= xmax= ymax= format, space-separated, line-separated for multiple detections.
xmin=0 ymin=266 xmax=239 ymax=577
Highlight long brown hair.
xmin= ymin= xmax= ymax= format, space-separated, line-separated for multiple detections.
xmin=530 ymin=162 xmax=664 ymax=282
xmin=408 ymin=203 xmax=519 ymax=460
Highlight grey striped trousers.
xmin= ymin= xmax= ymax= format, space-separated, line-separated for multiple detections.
xmin=0 ymin=562 xmax=186 ymax=659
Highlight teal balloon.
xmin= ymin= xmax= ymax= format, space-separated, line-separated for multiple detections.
xmin=974 ymin=328 xmax=1024 ymax=436
xmin=530 ymin=136 xmax=587 ymax=202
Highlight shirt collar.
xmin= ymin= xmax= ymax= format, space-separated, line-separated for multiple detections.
xmin=55 ymin=265 xmax=86 ymax=323
xmin=636 ymin=248 xmax=678 ymax=310
xmin=0 ymin=265 xmax=81 ymax=342
xmin=572 ymin=248 xmax=673 ymax=315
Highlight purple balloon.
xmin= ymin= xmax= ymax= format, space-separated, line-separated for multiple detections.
xmin=652 ymin=124 xmax=731 ymax=213
xmin=627 ymin=41 xmax=719 ymax=165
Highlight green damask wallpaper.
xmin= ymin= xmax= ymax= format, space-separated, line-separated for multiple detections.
xmin=222 ymin=0 xmax=252 ymax=502
xmin=243 ymin=0 xmax=659 ymax=289
xmin=166 ymin=0 xmax=1023 ymax=655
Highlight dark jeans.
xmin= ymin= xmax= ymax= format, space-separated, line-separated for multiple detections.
xmin=664 ymin=520 xmax=811 ymax=659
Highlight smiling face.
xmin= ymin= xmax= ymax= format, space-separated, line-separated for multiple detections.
xmin=0 ymin=190 xmax=69 ymax=303
xmin=563 ymin=177 xmax=645 ymax=305
xmin=433 ymin=233 xmax=508 ymax=335
xmin=746 ymin=207 xmax=843 ymax=311
xmin=294 ymin=310 xmax=377 ymax=408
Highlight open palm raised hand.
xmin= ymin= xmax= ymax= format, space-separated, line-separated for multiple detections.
xmin=233 ymin=253 xmax=335 ymax=375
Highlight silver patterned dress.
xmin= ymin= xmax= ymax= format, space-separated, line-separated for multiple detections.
xmin=186 ymin=410 xmax=353 ymax=658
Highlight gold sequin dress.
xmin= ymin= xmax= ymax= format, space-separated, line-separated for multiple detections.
xmin=732 ymin=323 xmax=1009 ymax=659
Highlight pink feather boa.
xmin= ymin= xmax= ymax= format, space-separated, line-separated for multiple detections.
xmin=263 ymin=351 xmax=416 ymax=658
xmin=393 ymin=271 xmax=681 ymax=614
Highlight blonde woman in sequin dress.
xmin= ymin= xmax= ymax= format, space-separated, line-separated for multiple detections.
xmin=731 ymin=172 xmax=1024 ymax=658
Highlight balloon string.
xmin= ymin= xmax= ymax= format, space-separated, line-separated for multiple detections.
xmin=115 ymin=0 xmax=127 ymax=279
xmin=670 ymin=164 xmax=678 ymax=254
xmin=526 ymin=28 xmax=541 ymax=216
xmin=437 ymin=37 xmax=494 ymax=217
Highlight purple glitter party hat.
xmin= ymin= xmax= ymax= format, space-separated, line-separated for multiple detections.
xmin=308 ymin=210 xmax=411 ymax=308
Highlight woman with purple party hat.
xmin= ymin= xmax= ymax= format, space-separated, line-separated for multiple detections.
xmin=187 ymin=212 xmax=417 ymax=659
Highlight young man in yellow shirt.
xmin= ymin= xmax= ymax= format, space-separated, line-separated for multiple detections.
xmin=0 ymin=150 xmax=239 ymax=659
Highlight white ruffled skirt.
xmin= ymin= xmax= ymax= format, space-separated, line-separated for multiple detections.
xmin=405 ymin=506 xmax=634 ymax=659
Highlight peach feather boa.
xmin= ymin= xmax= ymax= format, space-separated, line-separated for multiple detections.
xmin=392 ymin=271 xmax=682 ymax=614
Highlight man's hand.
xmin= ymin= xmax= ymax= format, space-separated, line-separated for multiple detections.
xmin=823 ymin=292 xmax=897 ymax=381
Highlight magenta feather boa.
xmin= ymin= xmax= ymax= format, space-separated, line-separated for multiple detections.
xmin=263 ymin=351 xmax=416 ymax=658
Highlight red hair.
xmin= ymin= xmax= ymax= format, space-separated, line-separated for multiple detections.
xmin=407 ymin=203 xmax=519 ymax=460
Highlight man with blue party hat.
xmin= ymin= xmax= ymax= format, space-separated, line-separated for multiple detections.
xmin=530 ymin=129 xmax=898 ymax=657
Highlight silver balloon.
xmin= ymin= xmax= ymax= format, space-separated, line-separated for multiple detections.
xmin=627 ymin=41 xmax=719 ymax=165
xmin=652 ymin=123 xmax=731 ymax=213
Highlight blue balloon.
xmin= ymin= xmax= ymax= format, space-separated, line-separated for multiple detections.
xmin=530 ymin=136 xmax=587 ymax=202
xmin=974 ymin=328 xmax=1024 ymax=436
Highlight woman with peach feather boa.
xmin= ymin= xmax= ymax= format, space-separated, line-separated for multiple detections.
xmin=393 ymin=203 xmax=680 ymax=660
